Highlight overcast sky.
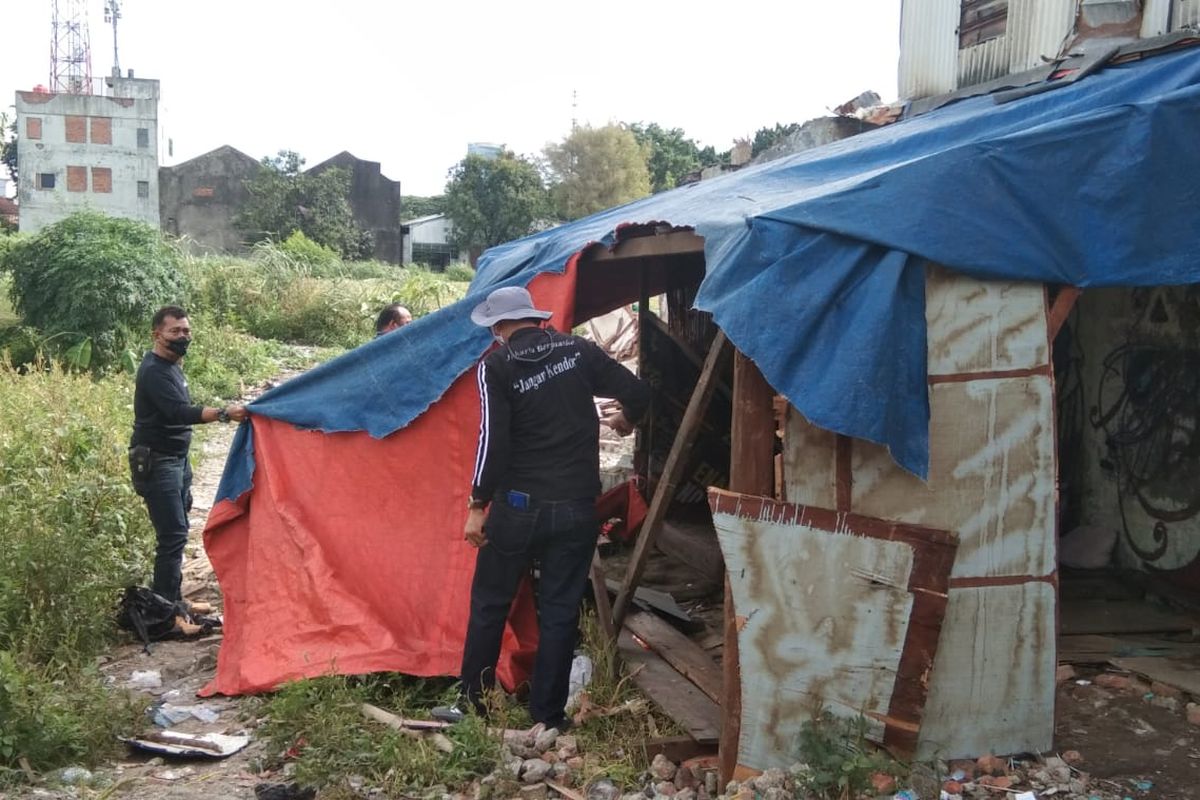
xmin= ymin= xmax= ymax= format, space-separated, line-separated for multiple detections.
xmin=3 ymin=1 xmax=902 ymax=197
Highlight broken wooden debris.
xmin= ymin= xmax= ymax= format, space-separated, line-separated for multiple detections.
xmin=361 ymin=703 xmax=455 ymax=753
xmin=623 ymin=610 xmax=722 ymax=704
xmin=612 ymin=329 xmax=731 ymax=632
xmin=1059 ymin=599 xmax=1198 ymax=636
xmin=617 ymin=629 xmax=720 ymax=744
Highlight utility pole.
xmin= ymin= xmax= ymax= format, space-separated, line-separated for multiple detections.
xmin=104 ymin=0 xmax=122 ymax=76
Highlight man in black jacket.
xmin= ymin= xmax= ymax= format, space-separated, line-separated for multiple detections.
xmin=130 ymin=306 xmax=247 ymax=628
xmin=435 ymin=286 xmax=650 ymax=730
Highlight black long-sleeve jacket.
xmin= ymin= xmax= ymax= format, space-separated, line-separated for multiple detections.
xmin=471 ymin=326 xmax=651 ymax=504
xmin=130 ymin=352 xmax=204 ymax=455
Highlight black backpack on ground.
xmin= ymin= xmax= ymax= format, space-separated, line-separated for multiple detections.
xmin=117 ymin=586 xmax=182 ymax=652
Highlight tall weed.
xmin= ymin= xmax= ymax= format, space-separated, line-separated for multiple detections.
xmin=0 ymin=362 xmax=155 ymax=776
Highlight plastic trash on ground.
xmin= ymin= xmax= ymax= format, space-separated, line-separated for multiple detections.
xmin=565 ymin=653 xmax=594 ymax=712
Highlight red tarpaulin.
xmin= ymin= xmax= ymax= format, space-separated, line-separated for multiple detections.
xmin=201 ymin=260 xmax=582 ymax=696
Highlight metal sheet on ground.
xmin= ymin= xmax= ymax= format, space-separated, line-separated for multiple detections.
xmin=709 ymin=489 xmax=956 ymax=767
xmin=618 ymin=629 xmax=720 ymax=744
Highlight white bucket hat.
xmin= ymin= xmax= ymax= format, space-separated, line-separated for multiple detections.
xmin=469 ymin=286 xmax=553 ymax=327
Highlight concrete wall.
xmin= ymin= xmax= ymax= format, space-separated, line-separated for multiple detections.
xmin=15 ymin=79 xmax=159 ymax=232
xmin=307 ymin=152 xmax=403 ymax=263
xmin=160 ymin=145 xmax=260 ymax=254
xmin=1066 ymin=287 xmax=1200 ymax=586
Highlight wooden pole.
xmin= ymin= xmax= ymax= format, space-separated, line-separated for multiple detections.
xmin=721 ymin=351 xmax=776 ymax=786
xmin=611 ymin=329 xmax=730 ymax=632
xmin=590 ymin=551 xmax=615 ymax=640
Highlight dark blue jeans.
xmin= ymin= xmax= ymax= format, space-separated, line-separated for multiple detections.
xmin=460 ymin=496 xmax=597 ymax=725
xmin=132 ymin=452 xmax=193 ymax=605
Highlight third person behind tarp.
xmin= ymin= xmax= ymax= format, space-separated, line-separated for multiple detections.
xmin=433 ymin=286 xmax=650 ymax=730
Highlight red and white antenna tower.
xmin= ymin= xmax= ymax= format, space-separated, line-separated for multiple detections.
xmin=50 ymin=0 xmax=93 ymax=94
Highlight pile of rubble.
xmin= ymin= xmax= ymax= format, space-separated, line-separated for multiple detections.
xmin=470 ymin=742 xmax=1127 ymax=800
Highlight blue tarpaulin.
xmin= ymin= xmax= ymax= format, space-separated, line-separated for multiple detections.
xmin=217 ymin=44 xmax=1200 ymax=498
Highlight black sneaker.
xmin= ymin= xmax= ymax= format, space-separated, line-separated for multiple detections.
xmin=430 ymin=703 xmax=466 ymax=724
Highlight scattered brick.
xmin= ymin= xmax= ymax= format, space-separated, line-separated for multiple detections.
xmin=1094 ymin=673 xmax=1132 ymax=690
xmin=1056 ymin=664 xmax=1077 ymax=684
xmin=976 ymin=755 xmax=1007 ymax=776
xmin=870 ymin=773 xmax=896 ymax=794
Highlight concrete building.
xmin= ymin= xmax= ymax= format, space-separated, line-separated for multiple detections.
xmin=14 ymin=72 xmax=160 ymax=232
xmin=400 ymin=213 xmax=459 ymax=268
xmin=306 ymin=151 xmax=403 ymax=263
xmin=159 ymin=145 xmax=260 ymax=253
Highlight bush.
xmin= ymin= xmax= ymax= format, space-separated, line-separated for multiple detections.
xmin=184 ymin=253 xmax=468 ymax=349
xmin=2 ymin=212 xmax=186 ymax=366
xmin=444 ymin=262 xmax=475 ymax=282
xmin=0 ymin=362 xmax=156 ymax=776
xmin=277 ymin=230 xmax=342 ymax=272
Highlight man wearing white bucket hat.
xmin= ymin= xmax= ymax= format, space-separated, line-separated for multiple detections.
xmin=436 ymin=285 xmax=650 ymax=729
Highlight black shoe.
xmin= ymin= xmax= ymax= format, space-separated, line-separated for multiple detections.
xmin=543 ymin=716 xmax=573 ymax=733
xmin=430 ymin=703 xmax=466 ymax=724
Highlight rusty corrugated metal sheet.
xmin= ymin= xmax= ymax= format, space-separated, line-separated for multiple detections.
xmin=1176 ymin=0 xmax=1200 ymax=28
xmin=709 ymin=490 xmax=957 ymax=767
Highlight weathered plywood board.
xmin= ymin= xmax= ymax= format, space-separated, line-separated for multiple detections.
xmin=710 ymin=489 xmax=956 ymax=768
xmin=925 ymin=265 xmax=1048 ymax=375
xmin=782 ymin=409 xmax=838 ymax=508
xmin=852 ymin=376 xmax=1055 ymax=578
xmin=916 ymin=583 xmax=1056 ymax=759
xmin=776 ymin=266 xmax=1056 ymax=759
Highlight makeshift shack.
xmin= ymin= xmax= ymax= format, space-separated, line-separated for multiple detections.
xmin=203 ymin=38 xmax=1200 ymax=780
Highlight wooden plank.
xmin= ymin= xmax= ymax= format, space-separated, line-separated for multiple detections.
xmin=1059 ymin=599 xmax=1198 ymax=636
xmin=612 ymin=330 xmax=730 ymax=631
xmin=1047 ymin=286 xmax=1082 ymax=341
xmin=1058 ymin=634 xmax=1200 ymax=663
xmin=723 ymin=352 xmax=776 ymax=785
xmin=588 ymin=230 xmax=705 ymax=262
xmin=1110 ymin=656 xmax=1200 ymax=696
xmin=619 ymin=629 xmax=720 ymax=744
xmin=591 ymin=552 xmax=615 ymax=640
xmin=624 ymin=610 xmax=723 ymax=704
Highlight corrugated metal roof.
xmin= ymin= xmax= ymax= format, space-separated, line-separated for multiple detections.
xmin=1177 ymin=0 xmax=1200 ymax=28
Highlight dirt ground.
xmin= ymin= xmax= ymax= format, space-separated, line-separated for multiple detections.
xmin=1055 ymin=671 xmax=1200 ymax=800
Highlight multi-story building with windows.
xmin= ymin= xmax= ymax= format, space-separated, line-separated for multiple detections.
xmin=14 ymin=71 xmax=159 ymax=232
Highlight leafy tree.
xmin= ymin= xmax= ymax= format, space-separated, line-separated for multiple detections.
xmin=236 ymin=150 xmax=371 ymax=259
xmin=628 ymin=122 xmax=722 ymax=193
xmin=1 ymin=114 xmax=16 ymax=185
xmin=543 ymin=124 xmax=651 ymax=220
xmin=402 ymin=195 xmax=446 ymax=219
xmin=751 ymin=122 xmax=802 ymax=158
xmin=444 ymin=153 xmax=548 ymax=251
xmin=1 ymin=211 xmax=185 ymax=366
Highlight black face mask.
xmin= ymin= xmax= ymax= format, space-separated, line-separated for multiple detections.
xmin=166 ymin=337 xmax=191 ymax=357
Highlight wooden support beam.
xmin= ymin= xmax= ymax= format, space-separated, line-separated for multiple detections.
xmin=611 ymin=329 xmax=730 ymax=632
xmin=588 ymin=230 xmax=705 ymax=262
xmin=590 ymin=551 xmax=615 ymax=640
xmin=1047 ymin=286 xmax=1082 ymax=341
xmin=721 ymin=352 xmax=776 ymax=786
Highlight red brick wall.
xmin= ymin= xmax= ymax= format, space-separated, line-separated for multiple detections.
xmin=65 ymin=116 xmax=86 ymax=143
xmin=67 ymin=165 xmax=88 ymax=192
xmin=90 ymin=117 xmax=112 ymax=145
xmin=91 ymin=167 xmax=112 ymax=193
